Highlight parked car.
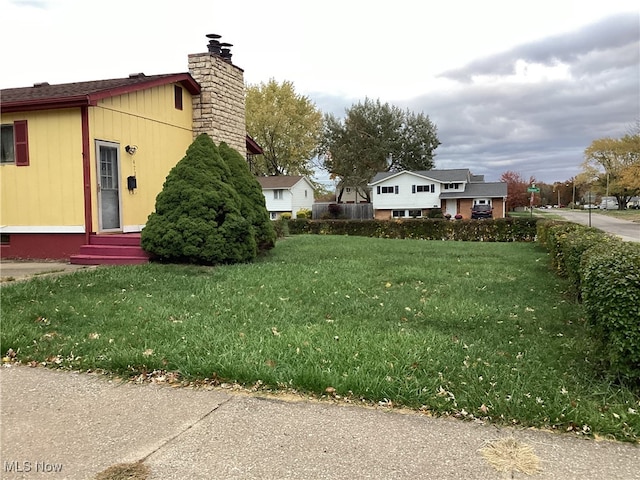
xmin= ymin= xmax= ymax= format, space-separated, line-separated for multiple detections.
xmin=471 ymin=204 xmax=493 ymax=219
xmin=583 ymin=204 xmax=599 ymax=209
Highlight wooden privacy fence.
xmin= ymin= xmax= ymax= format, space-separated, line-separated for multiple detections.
xmin=312 ymin=203 xmax=373 ymax=220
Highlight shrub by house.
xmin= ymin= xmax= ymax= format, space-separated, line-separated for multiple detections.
xmin=141 ymin=134 xmax=260 ymax=265
xmin=218 ymin=142 xmax=276 ymax=251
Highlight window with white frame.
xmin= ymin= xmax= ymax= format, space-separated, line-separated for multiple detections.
xmin=1 ymin=120 xmax=29 ymax=166
xmin=393 ymin=209 xmax=422 ymax=218
xmin=0 ymin=125 xmax=14 ymax=164
xmin=377 ymin=185 xmax=398 ymax=194
xmin=274 ymin=189 xmax=283 ymax=199
xmin=270 ymin=212 xmax=278 ymax=220
xmin=413 ymin=184 xmax=435 ymax=193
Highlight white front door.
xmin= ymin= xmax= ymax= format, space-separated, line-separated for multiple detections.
xmin=96 ymin=140 xmax=122 ymax=231
xmin=445 ymin=199 xmax=457 ymax=216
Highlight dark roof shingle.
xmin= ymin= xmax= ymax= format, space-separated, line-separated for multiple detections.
xmin=257 ymin=176 xmax=305 ymax=189
xmin=1 ymin=73 xmax=200 ymax=112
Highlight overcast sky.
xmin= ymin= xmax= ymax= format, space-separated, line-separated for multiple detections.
xmin=2 ymin=0 xmax=638 ymax=183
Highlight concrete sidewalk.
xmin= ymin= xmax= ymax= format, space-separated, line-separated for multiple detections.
xmin=0 ymin=261 xmax=94 ymax=284
xmin=1 ymin=366 xmax=638 ymax=480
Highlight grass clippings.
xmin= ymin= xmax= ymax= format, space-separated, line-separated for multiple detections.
xmin=481 ymin=437 xmax=540 ymax=477
xmin=94 ymin=461 xmax=149 ymax=480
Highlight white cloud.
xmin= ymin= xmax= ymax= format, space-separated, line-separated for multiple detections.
xmin=1 ymin=0 xmax=638 ymax=182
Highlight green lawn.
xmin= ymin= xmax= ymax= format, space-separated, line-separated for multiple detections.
xmin=2 ymin=235 xmax=638 ymax=441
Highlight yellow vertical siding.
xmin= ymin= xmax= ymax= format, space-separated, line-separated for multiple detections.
xmin=89 ymin=83 xmax=194 ymax=231
xmin=0 ymin=109 xmax=85 ymax=229
xmin=1 ymin=82 xmax=194 ymax=233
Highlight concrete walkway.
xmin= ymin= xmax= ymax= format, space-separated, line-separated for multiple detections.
xmin=0 ymin=261 xmax=95 ymax=284
xmin=0 ymin=365 xmax=638 ymax=480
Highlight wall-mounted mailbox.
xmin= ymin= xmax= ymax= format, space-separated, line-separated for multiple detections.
xmin=127 ymin=176 xmax=137 ymax=191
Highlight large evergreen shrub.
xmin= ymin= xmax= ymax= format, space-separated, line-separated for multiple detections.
xmin=141 ymin=134 xmax=257 ymax=265
xmin=217 ymin=142 xmax=276 ymax=252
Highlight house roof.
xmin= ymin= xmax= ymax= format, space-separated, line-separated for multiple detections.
xmin=246 ymin=135 xmax=263 ymax=155
xmin=440 ymin=182 xmax=507 ymax=198
xmin=370 ymin=169 xmax=473 ymax=185
xmin=257 ymin=176 xmax=307 ymax=189
xmin=0 ymin=73 xmax=201 ymax=113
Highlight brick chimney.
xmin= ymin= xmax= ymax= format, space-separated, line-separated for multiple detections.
xmin=188 ymin=34 xmax=246 ymax=155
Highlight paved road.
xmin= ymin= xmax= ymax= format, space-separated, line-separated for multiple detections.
xmin=548 ymin=210 xmax=640 ymax=242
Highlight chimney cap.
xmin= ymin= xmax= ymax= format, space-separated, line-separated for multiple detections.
xmin=33 ymin=82 xmax=50 ymax=87
xmin=129 ymin=73 xmax=146 ymax=78
xmin=206 ymin=33 xmax=221 ymax=39
xmin=220 ymin=42 xmax=233 ymax=47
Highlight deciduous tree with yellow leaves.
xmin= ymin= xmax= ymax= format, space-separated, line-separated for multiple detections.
xmin=245 ymin=79 xmax=323 ymax=177
xmin=579 ymin=125 xmax=640 ymax=209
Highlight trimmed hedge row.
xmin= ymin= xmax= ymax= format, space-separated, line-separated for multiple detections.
xmin=536 ymin=220 xmax=640 ymax=385
xmin=581 ymin=242 xmax=640 ymax=384
xmin=285 ymin=218 xmax=539 ymax=242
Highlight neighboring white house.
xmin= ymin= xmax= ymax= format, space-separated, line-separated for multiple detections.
xmin=335 ymin=181 xmax=372 ymax=203
xmin=368 ymin=169 xmax=507 ymax=219
xmin=257 ymin=176 xmax=315 ymax=219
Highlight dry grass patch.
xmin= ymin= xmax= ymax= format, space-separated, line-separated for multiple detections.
xmin=480 ymin=437 xmax=540 ymax=477
xmin=94 ymin=461 xmax=149 ymax=480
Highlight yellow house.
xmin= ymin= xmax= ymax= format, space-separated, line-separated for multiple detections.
xmin=0 ymin=34 xmax=252 ymax=262
xmin=0 ymin=74 xmax=199 ymax=260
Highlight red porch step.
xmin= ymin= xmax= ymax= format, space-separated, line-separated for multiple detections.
xmin=70 ymin=234 xmax=149 ymax=266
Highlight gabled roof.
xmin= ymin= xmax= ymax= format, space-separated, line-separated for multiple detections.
xmin=370 ymin=169 xmax=472 ymax=185
xmin=257 ymin=175 xmax=309 ymax=189
xmin=1 ymin=73 xmax=201 ymax=113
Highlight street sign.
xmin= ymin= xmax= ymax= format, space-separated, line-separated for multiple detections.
xmin=527 ymin=187 xmax=540 ymax=193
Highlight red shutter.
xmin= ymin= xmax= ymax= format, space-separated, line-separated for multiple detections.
xmin=174 ymin=85 xmax=183 ymax=110
xmin=14 ymin=120 xmax=29 ymax=166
